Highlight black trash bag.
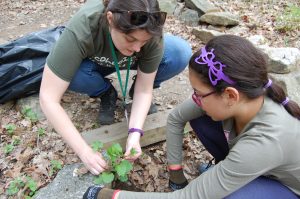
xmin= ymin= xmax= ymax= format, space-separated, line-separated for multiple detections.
xmin=0 ymin=26 xmax=65 ymax=104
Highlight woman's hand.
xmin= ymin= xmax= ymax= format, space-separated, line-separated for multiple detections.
xmin=78 ymin=145 xmax=108 ymax=175
xmin=124 ymin=132 xmax=142 ymax=161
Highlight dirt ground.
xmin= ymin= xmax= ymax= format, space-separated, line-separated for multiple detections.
xmin=0 ymin=0 xmax=299 ymax=198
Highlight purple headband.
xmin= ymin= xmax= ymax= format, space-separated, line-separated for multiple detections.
xmin=194 ymin=47 xmax=235 ymax=86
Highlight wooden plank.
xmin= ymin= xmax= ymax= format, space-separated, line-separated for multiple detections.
xmin=82 ymin=110 xmax=193 ymax=149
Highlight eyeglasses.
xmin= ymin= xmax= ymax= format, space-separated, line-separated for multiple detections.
xmin=110 ymin=10 xmax=167 ymax=26
xmin=192 ymin=90 xmax=216 ymax=107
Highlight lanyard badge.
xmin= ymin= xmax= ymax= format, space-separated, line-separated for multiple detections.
xmin=108 ymin=32 xmax=132 ymax=125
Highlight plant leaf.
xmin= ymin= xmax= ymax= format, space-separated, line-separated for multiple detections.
xmin=91 ymin=141 xmax=103 ymax=152
xmin=101 ymin=172 xmax=114 ymax=184
xmin=107 ymin=143 xmax=123 ymax=158
xmin=118 ymin=175 xmax=128 ymax=182
xmin=115 ymin=160 xmax=133 ymax=177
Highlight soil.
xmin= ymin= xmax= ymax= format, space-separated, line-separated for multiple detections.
xmin=0 ymin=0 xmax=299 ymax=198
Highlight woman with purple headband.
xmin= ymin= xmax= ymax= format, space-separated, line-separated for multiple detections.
xmin=83 ymin=35 xmax=300 ymax=199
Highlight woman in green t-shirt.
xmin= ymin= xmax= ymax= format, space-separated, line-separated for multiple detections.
xmin=40 ymin=0 xmax=191 ymax=176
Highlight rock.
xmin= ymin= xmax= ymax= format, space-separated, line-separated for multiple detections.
xmin=296 ymin=40 xmax=300 ymax=50
xmin=247 ymin=35 xmax=267 ymax=46
xmin=157 ymin=0 xmax=177 ymax=15
xmin=173 ymin=2 xmax=185 ymax=17
xmin=185 ymin=0 xmax=220 ymax=16
xmin=16 ymin=94 xmax=46 ymax=121
xmin=178 ymin=8 xmax=199 ymax=27
xmin=191 ymin=28 xmax=224 ymax=43
xmin=270 ymin=70 xmax=300 ymax=105
xmin=226 ymin=25 xmax=249 ymax=36
xmin=34 ymin=164 xmax=95 ymax=199
xmin=200 ymin=12 xmax=239 ymax=26
xmin=263 ymin=47 xmax=300 ymax=74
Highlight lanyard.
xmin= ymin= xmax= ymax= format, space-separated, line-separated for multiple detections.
xmin=108 ymin=32 xmax=132 ymax=124
xmin=108 ymin=32 xmax=132 ymax=103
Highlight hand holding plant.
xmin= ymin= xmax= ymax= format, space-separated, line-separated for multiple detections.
xmin=91 ymin=141 xmax=137 ymax=185
xmin=124 ymin=132 xmax=142 ymax=161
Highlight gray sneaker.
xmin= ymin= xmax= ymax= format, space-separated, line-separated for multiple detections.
xmin=99 ymin=85 xmax=117 ymax=125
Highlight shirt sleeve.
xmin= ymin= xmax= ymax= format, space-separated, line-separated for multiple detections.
xmin=46 ymin=28 xmax=87 ymax=82
xmin=167 ymin=98 xmax=204 ymax=164
xmin=137 ymin=37 xmax=164 ymax=74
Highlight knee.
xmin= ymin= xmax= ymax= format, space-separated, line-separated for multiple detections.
xmin=163 ymin=34 xmax=192 ymax=71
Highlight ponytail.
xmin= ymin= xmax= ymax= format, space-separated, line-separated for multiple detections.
xmin=265 ymin=80 xmax=300 ymax=119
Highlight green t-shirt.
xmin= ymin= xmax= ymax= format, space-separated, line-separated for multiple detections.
xmin=46 ymin=0 xmax=164 ymax=82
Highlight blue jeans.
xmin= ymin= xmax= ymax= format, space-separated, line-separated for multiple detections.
xmin=190 ymin=115 xmax=300 ymax=199
xmin=69 ymin=34 xmax=192 ymax=97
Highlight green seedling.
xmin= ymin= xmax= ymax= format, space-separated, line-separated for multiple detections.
xmin=6 ymin=177 xmax=25 ymax=196
xmin=49 ymin=160 xmax=63 ymax=176
xmin=6 ymin=176 xmax=38 ymax=197
xmin=21 ymin=106 xmax=38 ymax=123
xmin=4 ymin=124 xmax=16 ymax=136
xmin=26 ymin=176 xmax=38 ymax=197
xmin=12 ymin=137 xmax=21 ymax=146
xmin=4 ymin=144 xmax=14 ymax=154
xmin=38 ymin=128 xmax=46 ymax=136
xmin=91 ymin=141 xmax=134 ymax=185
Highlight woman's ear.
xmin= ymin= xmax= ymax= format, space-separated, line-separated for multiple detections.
xmin=106 ymin=11 xmax=113 ymax=25
xmin=223 ymin=87 xmax=239 ymax=106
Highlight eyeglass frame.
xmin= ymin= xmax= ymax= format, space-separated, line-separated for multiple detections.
xmin=192 ymin=89 xmax=217 ymax=107
xmin=109 ymin=10 xmax=167 ymax=26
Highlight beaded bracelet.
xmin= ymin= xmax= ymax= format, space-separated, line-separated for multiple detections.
xmin=128 ymin=128 xmax=144 ymax=136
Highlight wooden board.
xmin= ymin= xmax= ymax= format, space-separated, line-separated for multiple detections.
xmin=82 ymin=110 xmax=192 ymax=149
xmin=82 ymin=110 xmax=170 ymax=149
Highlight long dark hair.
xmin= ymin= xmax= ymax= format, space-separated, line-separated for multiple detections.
xmin=189 ymin=35 xmax=300 ymax=119
xmin=102 ymin=0 xmax=163 ymax=36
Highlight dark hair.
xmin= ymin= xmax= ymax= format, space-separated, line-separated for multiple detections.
xmin=102 ymin=0 xmax=163 ymax=36
xmin=189 ymin=35 xmax=300 ymax=119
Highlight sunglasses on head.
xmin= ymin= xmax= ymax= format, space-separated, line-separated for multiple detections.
xmin=110 ymin=10 xmax=167 ymax=26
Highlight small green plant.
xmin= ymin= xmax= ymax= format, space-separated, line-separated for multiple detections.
xmin=26 ymin=176 xmax=38 ymax=197
xmin=4 ymin=124 xmax=16 ymax=136
xmin=12 ymin=137 xmax=21 ymax=146
xmin=6 ymin=176 xmax=38 ymax=197
xmin=4 ymin=144 xmax=14 ymax=154
xmin=275 ymin=4 xmax=300 ymax=32
xmin=91 ymin=141 xmax=134 ymax=185
xmin=21 ymin=106 xmax=38 ymax=123
xmin=49 ymin=160 xmax=63 ymax=176
xmin=38 ymin=127 xmax=46 ymax=136
xmin=6 ymin=177 xmax=25 ymax=196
